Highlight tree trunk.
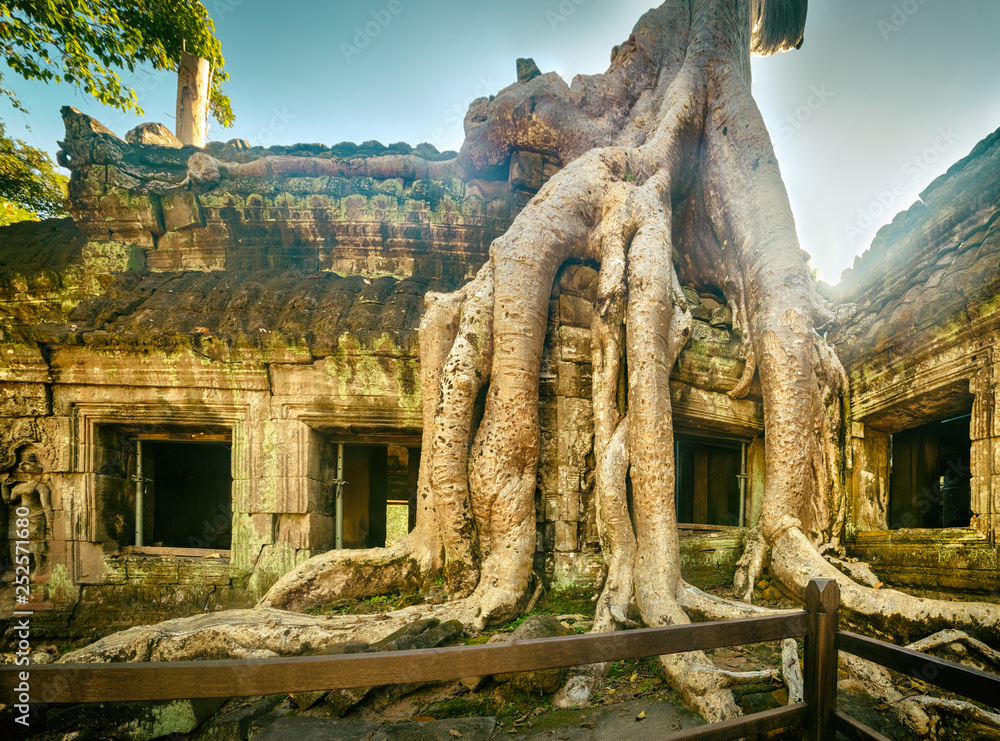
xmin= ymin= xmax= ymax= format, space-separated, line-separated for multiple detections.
xmin=67 ymin=0 xmax=1000 ymax=730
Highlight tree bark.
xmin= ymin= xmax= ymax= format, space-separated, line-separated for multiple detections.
xmin=69 ymin=1 xmax=1000 ymax=730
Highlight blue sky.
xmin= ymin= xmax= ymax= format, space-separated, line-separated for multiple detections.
xmin=3 ymin=0 xmax=999 ymax=284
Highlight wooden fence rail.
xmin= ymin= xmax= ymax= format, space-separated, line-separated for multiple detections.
xmin=2 ymin=577 xmax=998 ymax=741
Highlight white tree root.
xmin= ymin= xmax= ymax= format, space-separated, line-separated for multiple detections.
xmin=907 ymin=629 xmax=1000 ymax=672
xmin=430 ymin=264 xmax=494 ymax=596
xmin=261 ymin=287 xmax=470 ymax=611
xmin=908 ymin=697 xmax=1000 ymax=740
xmin=771 ymin=527 xmax=1000 ymax=646
xmin=63 ymin=6 xmax=1000 ymax=735
xmin=781 ymin=638 xmax=804 ymax=704
xmin=57 ymin=607 xmax=432 ymax=663
xmin=841 ymin=629 xmax=1000 ymax=738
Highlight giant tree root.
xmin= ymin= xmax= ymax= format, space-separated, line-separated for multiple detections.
xmin=53 ymin=2 xmax=1000 ymax=734
xmin=842 ymin=628 xmax=1000 ymax=738
xmin=58 ymin=608 xmax=418 ymax=663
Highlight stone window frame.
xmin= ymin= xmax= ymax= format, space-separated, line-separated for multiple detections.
xmin=69 ymin=401 xmax=251 ymax=579
xmin=126 ymin=432 xmax=235 ymax=554
xmin=847 ymin=349 xmax=996 ymax=546
xmin=269 ymin=400 xmax=424 ymax=556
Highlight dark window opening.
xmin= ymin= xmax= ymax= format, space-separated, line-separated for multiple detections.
xmin=675 ymin=436 xmax=744 ymax=527
xmin=337 ymin=443 xmax=419 ymax=548
xmin=93 ymin=425 xmax=233 ymax=550
xmin=888 ymin=414 xmax=971 ymax=529
xmin=141 ymin=440 xmax=232 ymax=549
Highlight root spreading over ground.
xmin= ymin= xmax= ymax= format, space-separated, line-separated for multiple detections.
xmin=64 ymin=0 xmax=1000 ymax=734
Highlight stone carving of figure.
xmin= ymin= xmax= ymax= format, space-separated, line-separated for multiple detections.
xmin=1 ymin=447 xmax=54 ymax=576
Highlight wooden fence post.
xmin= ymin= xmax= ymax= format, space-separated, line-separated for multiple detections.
xmin=804 ymin=578 xmax=840 ymax=741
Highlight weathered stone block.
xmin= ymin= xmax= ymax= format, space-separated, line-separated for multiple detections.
xmin=554 ymin=520 xmax=578 ymax=552
xmin=124 ymin=557 xmax=179 ymax=583
xmin=68 ymin=165 xmax=107 ymax=198
xmin=277 ymin=513 xmax=334 ymax=550
xmin=105 ymin=164 xmax=144 ymax=191
xmin=274 ymin=477 xmax=331 ymax=516
xmin=177 ymin=558 xmax=232 ymax=586
xmin=558 ymin=490 xmax=581 ymax=522
xmin=232 ymin=512 xmax=275 ymax=545
xmin=47 ymin=697 xmax=227 ymax=741
xmin=557 ymin=396 xmax=594 ymax=465
xmin=558 ymin=465 xmax=581 ymax=494
xmin=0 ymin=382 xmax=49 ymax=416
xmin=559 ymin=264 xmax=598 ymax=300
xmin=558 ymin=325 xmax=592 ymax=364
xmin=161 ymin=190 xmax=207 ymax=232
xmin=556 ymin=361 xmax=585 ymax=398
xmin=559 ymin=293 xmax=594 ymax=328
xmin=98 ymin=191 xmax=164 ymax=234
xmin=126 ymin=122 xmax=183 ymax=148
xmin=509 ymin=151 xmax=545 ymax=191
xmin=91 ymin=551 xmax=128 ymax=585
xmin=543 ymin=496 xmax=559 ymax=523
xmin=190 ymin=695 xmax=283 ymax=741
xmin=83 ymin=239 xmax=148 ymax=274
xmin=709 ymin=306 xmax=733 ymax=327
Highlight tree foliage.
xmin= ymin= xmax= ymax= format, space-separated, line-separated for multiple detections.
xmin=0 ymin=121 xmax=68 ymax=224
xmin=0 ymin=0 xmax=232 ymax=124
xmin=0 ymin=0 xmax=231 ymax=221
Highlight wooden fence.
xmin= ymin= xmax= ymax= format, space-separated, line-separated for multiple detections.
xmin=2 ymin=578 xmax=999 ymax=741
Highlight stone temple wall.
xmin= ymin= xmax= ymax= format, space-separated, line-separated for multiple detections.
xmin=0 ymin=109 xmax=761 ymax=639
xmin=830 ymin=125 xmax=1000 ymax=593
xmin=19 ymin=110 xmax=1000 ymax=637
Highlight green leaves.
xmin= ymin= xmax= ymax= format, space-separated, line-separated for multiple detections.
xmin=0 ymin=1 xmax=231 ymax=220
xmin=0 ymin=0 xmax=233 ymax=127
xmin=0 ymin=121 xmax=68 ymax=223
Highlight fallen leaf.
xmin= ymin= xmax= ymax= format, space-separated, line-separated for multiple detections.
xmin=580 ymin=722 xmax=596 ymax=729
xmin=636 ymin=711 xmax=646 ymax=721
xmin=202 ymin=552 xmax=221 ymax=559
xmin=193 ymin=326 xmax=210 ymax=334
xmin=450 ymin=731 xmax=463 ymax=738
xmin=629 ymin=672 xmax=638 ymax=683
